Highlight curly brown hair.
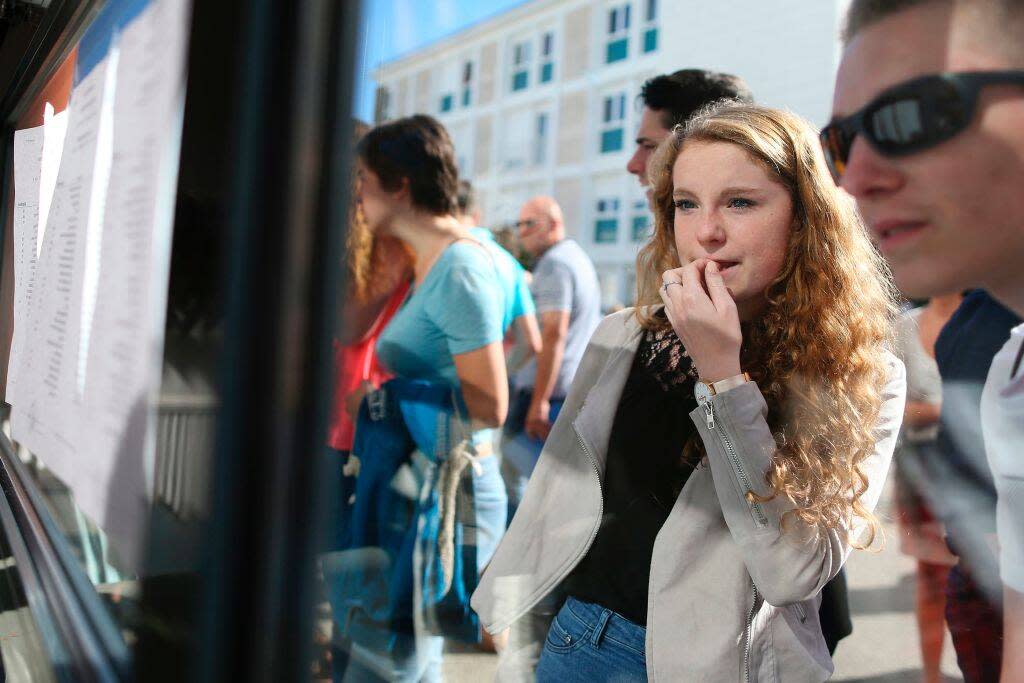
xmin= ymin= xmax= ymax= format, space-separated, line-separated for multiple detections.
xmin=637 ymin=103 xmax=898 ymax=547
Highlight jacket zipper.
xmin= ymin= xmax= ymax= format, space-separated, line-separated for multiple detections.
xmin=698 ymin=396 xmax=768 ymax=528
xmin=744 ymin=580 xmax=762 ymax=683
xmin=485 ymin=420 xmax=605 ymax=634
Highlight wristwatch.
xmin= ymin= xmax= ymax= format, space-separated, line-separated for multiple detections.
xmin=694 ymin=372 xmax=751 ymax=404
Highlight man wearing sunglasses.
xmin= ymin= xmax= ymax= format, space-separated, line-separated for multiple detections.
xmin=829 ymin=1 xmax=1024 ymax=680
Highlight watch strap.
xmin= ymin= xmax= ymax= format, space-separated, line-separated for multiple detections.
xmin=706 ymin=372 xmax=751 ymax=395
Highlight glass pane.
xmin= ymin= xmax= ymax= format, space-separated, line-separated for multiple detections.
xmin=346 ymin=6 xmax=997 ymax=683
xmin=601 ymin=127 xmax=624 ymax=153
xmin=647 ymin=0 xmax=658 ymax=22
xmin=0 ymin=1 xmax=221 ymax=676
xmin=632 ymin=214 xmax=650 ymax=241
xmin=0 ymin=526 xmax=58 ymax=682
xmin=594 ymin=218 xmax=619 ymax=243
xmin=606 ymin=37 xmax=628 ymax=64
xmin=540 ymin=61 xmax=553 ymax=84
xmin=644 ymin=27 xmax=658 ymax=53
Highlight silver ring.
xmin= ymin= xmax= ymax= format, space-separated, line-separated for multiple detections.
xmin=662 ymin=281 xmax=683 ymax=293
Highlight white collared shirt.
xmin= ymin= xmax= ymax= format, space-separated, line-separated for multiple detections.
xmin=983 ymin=323 xmax=1024 ymax=592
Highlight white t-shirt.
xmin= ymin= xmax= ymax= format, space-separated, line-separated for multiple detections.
xmin=983 ymin=323 xmax=1024 ymax=592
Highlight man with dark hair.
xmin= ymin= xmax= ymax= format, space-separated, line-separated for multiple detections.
xmin=626 ymin=69 xmax=753 ymax=206
xmin=829 ymin=1 xmax=1024 ymax=678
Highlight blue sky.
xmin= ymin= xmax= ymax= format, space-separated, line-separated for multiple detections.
xmin=354 ymin=0 xmax=529 ymax=121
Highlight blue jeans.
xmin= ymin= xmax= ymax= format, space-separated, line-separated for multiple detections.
xmin=536 ymin=597 xmax=647 ymax=682
xmin=471 ymin=454 xmax=508 ymax=571
xmin=501 ymin=389 xmax=564 ymax=519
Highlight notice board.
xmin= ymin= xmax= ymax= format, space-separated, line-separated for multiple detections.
xmin=3 ymin=0 xmax=191 ymax=568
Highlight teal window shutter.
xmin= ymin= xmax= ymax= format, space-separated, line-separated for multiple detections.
xmin=601 ymin=128 xmax=624 ymax=153
xmin=595 ymin=219 xmax=619 ymax=243
xmin=512 ymin=71 xmax=528 ymax=91
xmin=606 ymin=37 xmax=628 ymax=63
xmin=540 ymin=62 xmax=554 ymax=83
xmin=644 ymin=28 xmax=658 ymax=53
xmin=632 ymin=215 xmax=650 ymax=241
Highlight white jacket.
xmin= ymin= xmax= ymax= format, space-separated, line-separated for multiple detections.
xmin=472 ymin=308 xmax=906 ymax=681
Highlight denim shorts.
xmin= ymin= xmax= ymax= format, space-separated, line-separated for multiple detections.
xmin=536 ymin=597 xmax=647 ymax=682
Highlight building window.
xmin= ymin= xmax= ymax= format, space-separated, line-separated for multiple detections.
xmin=534 ymin=112 xmax=549 ymax=165
xmin=462 ymin=61 xmax=473 ymax=107
xmin=594 ymin=198 xmax=620 ymax=243
xmin=440 ymin=94 xmax=454 ymax=113
xmin=606 ymin=4 xmax=630 ymax=63
xmin=501 ymin=109 xmax=530 ymax=170
xmin=643 ymin=0 xmax=658 ymax=53
xmin=600 ymin=92 xmax=626 ymax=153
xmin=631 ymin=200 xmax=651 ymax=241
xmin=539 ymin=31 xmax=554 ymax=83
xmin=512 ymin=41 xmax=531 ymax=91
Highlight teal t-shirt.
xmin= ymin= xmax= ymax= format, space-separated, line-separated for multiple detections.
xmin=470 ymin=228 xmax=536 ymax=331
xmin=376 ymin=241 xmax=505 ymax=388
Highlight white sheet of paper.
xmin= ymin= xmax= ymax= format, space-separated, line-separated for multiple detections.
xmin=76 ymin=0 xmax=190 ymax=567
xmin=39 ymin=105 xmax=69 ymax=255
xmin=8 ymin=0 xmax=191 ymax=569
xmin=10 ymin=56 xmax=113 ymax=470
xmin=8 ymin=125 xmax=43 ymax=408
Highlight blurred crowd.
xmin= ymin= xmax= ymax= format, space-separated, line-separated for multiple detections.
xmin=318 ymin=1 xmax=1024 ymax=681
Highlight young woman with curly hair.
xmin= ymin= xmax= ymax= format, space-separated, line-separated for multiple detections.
xmin=471 ymin=103 xmax=907 ymax=682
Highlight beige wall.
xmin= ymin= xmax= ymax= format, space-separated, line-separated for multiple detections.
xmin=414 ymin=69 xmax=431 ymax=114
xmin=396 ymin=77 xmax=409 ymax=118
xmin=562 ymin=5 xmax=590 ymax=81
xmin=556 ymin=91 xmax=587 ymax=165
xmin=474 ymin=114 xmax=493 ymax=176
xmin=554 ymin=178 xmax=583 ymax=238
xmin=478 ymin=42 xmax=498 ymax=106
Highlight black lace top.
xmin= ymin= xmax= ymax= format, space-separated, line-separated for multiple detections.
xmin=562 ymin=322 xmax=700 ymax=626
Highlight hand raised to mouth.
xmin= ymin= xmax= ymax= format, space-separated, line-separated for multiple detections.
xmin=659 ymin=258 xmax=742 ymax=384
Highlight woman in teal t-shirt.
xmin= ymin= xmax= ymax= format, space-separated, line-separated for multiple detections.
xmin=344 ymin=115 xmax=508 ymax=683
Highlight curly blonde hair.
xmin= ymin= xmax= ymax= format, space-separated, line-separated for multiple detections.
xmin=346 ymin=120 xmax=412 ymax=301
xmin=637 ymin=104 xmax=898 ymax=546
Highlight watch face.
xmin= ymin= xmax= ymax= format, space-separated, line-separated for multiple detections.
xmin=694 ymin=382 xmax=712 ymax=404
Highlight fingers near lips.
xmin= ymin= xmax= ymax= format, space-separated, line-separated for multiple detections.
xmin=703 ymin=261 xmax=736 ymax=310
xmin=682 ymin=260 xmax=712 ymax=298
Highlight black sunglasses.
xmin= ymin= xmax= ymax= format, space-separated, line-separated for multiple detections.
xmin=820 ymin=70 xmax=1024 ymax=182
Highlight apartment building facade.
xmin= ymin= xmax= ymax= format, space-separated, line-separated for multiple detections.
xmin=374 ymin=0 xmax=851 ymax=308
